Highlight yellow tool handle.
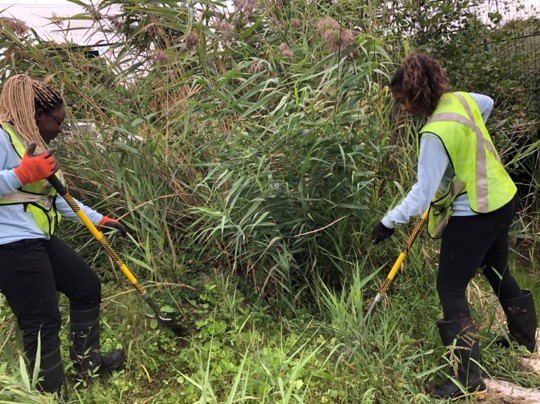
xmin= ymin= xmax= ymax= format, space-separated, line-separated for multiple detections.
xmin=47 ymin=174 xmax=188 ymax=335
xmin=379 ymin=209 xmax=429 ymax=294
xmin=48 ymin=174 xmax=144 ymax=295
xmin=365 ymin=209 xmax=429 ymax=322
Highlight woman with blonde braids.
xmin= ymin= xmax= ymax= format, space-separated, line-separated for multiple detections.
xmin=0 ymin=75 xmax=126 ymax=397
xmin=372 ymin=53 xmax=536 ymax=400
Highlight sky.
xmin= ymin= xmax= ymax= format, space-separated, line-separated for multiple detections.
xmin=1 ymin=0 xmax=538 ymax=45
xmin=0 ymin=0 xmax=111 ymax=44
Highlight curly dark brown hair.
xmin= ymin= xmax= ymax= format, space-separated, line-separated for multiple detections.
xmin=390 ymin=52 xmax=449 ymax=116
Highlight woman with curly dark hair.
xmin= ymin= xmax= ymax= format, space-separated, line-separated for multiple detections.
xmin=372 ymin=53 xmax=537 ymax=400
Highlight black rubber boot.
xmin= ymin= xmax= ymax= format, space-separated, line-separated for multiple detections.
xmin=69 ymin=307 xmax=126 ymax=379
xmin=33 ymin=345 xmax=65 ymax=394
xmin=433 ymin=317 xmax=487 ymax=400
xmin=496 ymin=290 xmax=537 ymax=353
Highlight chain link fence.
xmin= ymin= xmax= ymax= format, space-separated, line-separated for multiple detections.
xmin=479 ymin=0 xmax=540 ymax=71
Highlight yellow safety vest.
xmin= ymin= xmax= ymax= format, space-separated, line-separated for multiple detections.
xmin=420 ymin=92 xmax=516 ymax=238
xmin=0 ymin=122 xmax=62 ymax=235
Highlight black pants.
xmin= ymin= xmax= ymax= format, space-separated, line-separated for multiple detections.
xmin=436 ymin=194 xmax=522 ymax=320
xmin=0 ymin=236 xmax=101 ymax=366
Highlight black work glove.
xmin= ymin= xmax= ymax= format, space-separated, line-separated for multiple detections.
xmin=372 ymin=221 xmax=394 ymax=244
xmin=99 ymin=216 xmax=128 ymax=237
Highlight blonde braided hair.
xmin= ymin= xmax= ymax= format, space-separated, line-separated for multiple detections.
xmin=0 ymin=74 xmax=64 ymax=152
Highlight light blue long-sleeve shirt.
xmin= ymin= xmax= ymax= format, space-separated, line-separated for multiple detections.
xmin=0 ymin=128 xmax=105 ymax=245
xmin=381 ymin=93 xmax=495 ymax=229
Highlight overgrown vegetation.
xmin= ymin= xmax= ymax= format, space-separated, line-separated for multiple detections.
xmin=0 ymin=0 xmax=538 ymax=402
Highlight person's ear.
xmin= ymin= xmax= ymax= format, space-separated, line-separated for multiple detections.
xmin=35 ymin=111 xmax=46 ymax=122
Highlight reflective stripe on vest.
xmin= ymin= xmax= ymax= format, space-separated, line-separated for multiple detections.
xmin=0 ymin=122 xmax=61 ymax=235
xmin=1 ymin=191 xmax=54 ymax=208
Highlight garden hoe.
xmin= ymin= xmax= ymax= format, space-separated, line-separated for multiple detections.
xmin=364 ymin=209 xmax=429 ymax=322
xmin=47 ymin=174 xmax=187 ymax=337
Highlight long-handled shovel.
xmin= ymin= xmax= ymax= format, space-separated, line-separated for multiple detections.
xmin=364 ymin=209 xmax=429 ymax=322
xmin=47 ymin=174 xmax=187 ymax=336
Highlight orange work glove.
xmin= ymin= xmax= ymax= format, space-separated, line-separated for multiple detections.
xmin=13 ymin=143 xmax=59 ymax=185
xmin=99 ymin=216 xmax=128 ymax=237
